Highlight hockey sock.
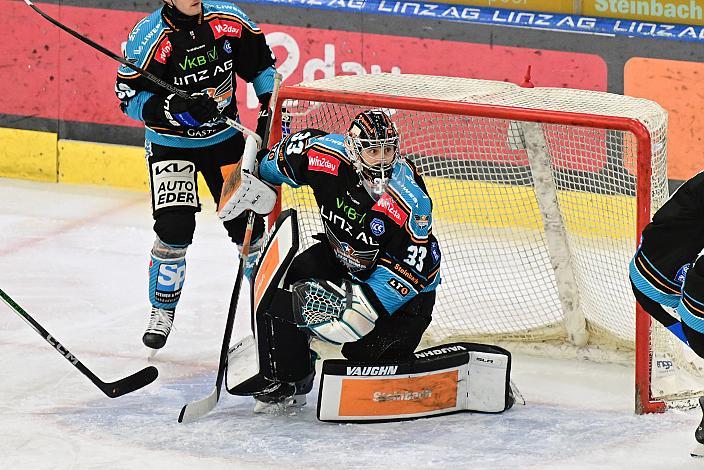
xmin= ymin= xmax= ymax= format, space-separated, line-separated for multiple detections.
xmin=148 ymin=237 xmax=188 ymax=309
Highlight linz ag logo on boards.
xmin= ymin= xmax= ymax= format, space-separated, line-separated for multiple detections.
xmin=308 ymin=151 xmax=340 ymax=175
xmin=346 ymin=366 xmax=399 ymax=376
xmin=372 ymin=193 xmax=407 ymax=226
xmin=210 ymin=20 xmax=242 ymax=39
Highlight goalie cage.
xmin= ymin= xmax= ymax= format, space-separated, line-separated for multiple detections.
xmin=265 ymin=73 xmax=704 ymax=414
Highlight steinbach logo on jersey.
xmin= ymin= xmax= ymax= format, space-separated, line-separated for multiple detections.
xmin=210 ymin=20 xmax=243 ymax=39
xmin=308 ymin=151 xmax=340 ymax=176
xmin=372 ymin=193 xmax=408 ymax=227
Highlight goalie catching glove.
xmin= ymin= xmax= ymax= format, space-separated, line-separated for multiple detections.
xmin=291 ymin=279 xmax=379 ymax=345
xmin=218 ymin=137 xmax=277 ymax=221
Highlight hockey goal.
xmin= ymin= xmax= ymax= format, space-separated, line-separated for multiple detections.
xmin=267 ymin=73 xmax=704 ymax=414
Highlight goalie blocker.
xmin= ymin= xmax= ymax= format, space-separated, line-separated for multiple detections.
xmin=317 ymin=342 xmax=516 ymax=423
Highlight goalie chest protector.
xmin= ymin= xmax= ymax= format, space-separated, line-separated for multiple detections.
xmin=317 ymin=342 xmax=514 ymax=423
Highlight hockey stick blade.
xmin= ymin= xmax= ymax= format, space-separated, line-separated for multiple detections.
xmin=178 ymin=386 xmax=218 ymax=423
xmin=0 ymin=288 xmax=158 ymax=398
xmin=177 ymin=74 xmax=282 ymax=423
xmin=100 ymin=366 xmax=159 ymax=398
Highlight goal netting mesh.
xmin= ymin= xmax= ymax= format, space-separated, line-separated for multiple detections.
xmin=273 ymin=73 xmax=704 ymax=408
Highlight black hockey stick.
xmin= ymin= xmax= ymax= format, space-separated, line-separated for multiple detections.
xmin=22 ymin=0 xmax=261 ymax=145
xmin=178 ymin=73 xmax=282 ymax=423
xmin=0 ymin=288 xmax=158 ymax=398
xmin=177 ymin=211 xmax=256 ymax=423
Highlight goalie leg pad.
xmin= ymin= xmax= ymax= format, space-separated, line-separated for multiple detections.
xmin=259 ymin=289 xmax=315 ymax=383
xmin=226 ymin=209 xmax=301 ymax=395
xmin=228 ymin=290 xmax=314 ymax=396
xmin=317 ymin=342 xmax=515 ymax=423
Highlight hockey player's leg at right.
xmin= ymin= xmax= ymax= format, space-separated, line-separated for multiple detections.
xmin=143 ymin=142 xmax=199 ymax=353
xmin=629 ymin=243 xmax=698 ymax=348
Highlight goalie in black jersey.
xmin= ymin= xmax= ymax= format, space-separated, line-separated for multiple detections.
xmin=630 ymin=172 xmax=704 ymax=358
xmin=220 ymin=110 xmax=442 ymax=412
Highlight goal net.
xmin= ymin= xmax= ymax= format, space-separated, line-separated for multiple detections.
xmin=267 ymin=73 xmax=704 ymax=413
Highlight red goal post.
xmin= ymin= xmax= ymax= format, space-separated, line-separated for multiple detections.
xmin=265 ymin=73 xmax=694 ymax=414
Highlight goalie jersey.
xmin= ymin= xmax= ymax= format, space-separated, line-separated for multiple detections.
xmin=259 ymin=129 xmax=442 ymax=316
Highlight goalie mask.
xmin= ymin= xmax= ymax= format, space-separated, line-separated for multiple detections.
xmin=344 ymin=110 xmax=401 ymax=198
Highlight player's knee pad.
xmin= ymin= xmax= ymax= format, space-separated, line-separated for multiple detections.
xmin=153 ymin=210 xmax=196 ymax=246
xmin=677 ymin=257 xmax=704 ymax=335
xmin=149 ymin=237 xmax=188 ymax=309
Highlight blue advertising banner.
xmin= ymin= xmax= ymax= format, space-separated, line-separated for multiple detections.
xmin=238 ymin=0 xmax=704 ymax=43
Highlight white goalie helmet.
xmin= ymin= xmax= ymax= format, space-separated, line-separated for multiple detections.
xmin=344 ymin=109 xmax=401 ymax=197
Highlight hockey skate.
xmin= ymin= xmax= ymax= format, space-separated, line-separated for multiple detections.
xmin=253 ymin=382 xmax=307 ymax=415
xmin=691 ymin=396 xmax=704 ymax=457
xmin=253 ymin=361 xmax=316 ymax=415
xmin=143 ymin=306 xmax=175 ymax=355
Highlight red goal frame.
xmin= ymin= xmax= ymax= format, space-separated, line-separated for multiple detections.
xmin=267 ymin=84 xmax=661 ymax=414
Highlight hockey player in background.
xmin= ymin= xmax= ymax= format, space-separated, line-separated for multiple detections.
xmin=114 ymin=0 xmax=276 ymax=352
xmin=220 ymin=110 xmax=442 ymax=411
xmin=630 ymin=172 xmax=704 ymax=358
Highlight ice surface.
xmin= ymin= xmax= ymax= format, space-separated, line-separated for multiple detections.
xmin=0 ymin=178 xmax=702 ymax=469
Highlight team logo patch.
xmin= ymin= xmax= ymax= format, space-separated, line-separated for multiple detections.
xmin=372 ymin=193 xmax=408 ymax=227
xmin=370 ymin=218 xmax=385 ymax=236
xmin=431 ymin=241 xmax=440 ymax=263
xmin=414 ymin=214 xmax=430 ymax=228
xmin=308 ymin=151 xmax=340 ymax=175
xmin=676 ymin=263 xmax=691 ymax=284
xmin=223 ymin=40 xmax=232 ymax=54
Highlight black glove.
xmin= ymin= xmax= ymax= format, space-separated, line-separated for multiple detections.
xmin=163 ymin=93 xmax=219 ymax=127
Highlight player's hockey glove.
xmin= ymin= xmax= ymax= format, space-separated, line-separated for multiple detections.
xmin=291 ymin=279 xmax=379 ymax=345
xmin=218 ymin=137 xmax=277 ymax=221
xmin=163 ymin=93 xmax=219 ymax=127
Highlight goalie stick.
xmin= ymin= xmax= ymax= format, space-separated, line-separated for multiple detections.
xmin=22 ymin=0 xmax=261 ymax=147
xmin=178 ymin=72 xmax=283 ymax=423
xmin=0 ymin=288 xmax=158 ymax=398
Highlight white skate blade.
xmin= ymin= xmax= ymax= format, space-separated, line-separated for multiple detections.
xmin=146 ymin=347 xmax=159 ymax=359
xmin=691 ymin=443 xmax=704 ymax=458
xmin=253 ymin=395 xmax=307 ymax=415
